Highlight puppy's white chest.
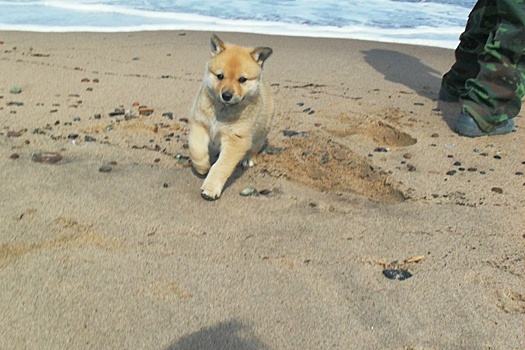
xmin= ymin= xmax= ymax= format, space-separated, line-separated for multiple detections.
xmin=209 ymin=119 xmax=221 ymax=143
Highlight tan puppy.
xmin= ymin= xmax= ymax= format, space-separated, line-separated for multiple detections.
xmin=189 ymin=34 xmax=274 ymax=200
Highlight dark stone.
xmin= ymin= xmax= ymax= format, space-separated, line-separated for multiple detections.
xmin=162 ymin=112 xmax=173 ymax=119
xmin=382 ymin=269 xmax=412 ymax=281
xmin=491 ymin=187 xmax=503 ymax=194
xmin=31 ymin=152 xmax=62 ymax=164
xmin=99 ymin=164 xmax=112 ymax=173
xmin=264 ymin=146 xmax=283 ymax=155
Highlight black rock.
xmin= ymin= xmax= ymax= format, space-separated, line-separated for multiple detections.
xmin=283 ymin=130 xmax=299 ymax=137
xmin=264 ymin=146 xmax=283 ymax=155
xmin=31 ymin=152 xmax=62 ymax=164
xmin=99 ymin=164 xmax=112 ymax=173
xmin=382 ymin=269 xmax=412 ymax=281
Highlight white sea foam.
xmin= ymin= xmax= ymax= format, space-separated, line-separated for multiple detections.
xmin=0 ymin=0 xmax=476 ymax=48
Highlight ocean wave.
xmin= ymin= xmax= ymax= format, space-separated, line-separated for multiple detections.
xmin=0 ymin=0 xmax=472 ymax=48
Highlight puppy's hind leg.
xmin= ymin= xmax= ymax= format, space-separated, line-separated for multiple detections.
xmin=242 ymin=138 xmax=266 ymax=168
xmin=241 ymin=147 xmax=261 ymax=168
xmin=188 ymin=121 xmax=211 ymax=175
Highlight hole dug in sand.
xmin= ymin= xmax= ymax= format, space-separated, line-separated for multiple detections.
xmin=261 ymin=133 xmax=406 ymax=203
xmin=327 ymin=120 xmax=417 ymax=148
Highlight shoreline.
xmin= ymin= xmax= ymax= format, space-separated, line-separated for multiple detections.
xmin=0 ymin=30 xmax=523 ymax=349
xmin=0 ymin=27 xmax=463 ymax=49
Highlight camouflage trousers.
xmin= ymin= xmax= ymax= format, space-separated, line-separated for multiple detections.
xmin=441 ymin=0 xmax=525 ymax=131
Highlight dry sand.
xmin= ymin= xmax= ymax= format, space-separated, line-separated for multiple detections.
xmin=0 ymin=31 xmax=524 ymax=349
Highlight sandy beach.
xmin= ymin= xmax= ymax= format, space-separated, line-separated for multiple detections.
xmin=0 ymin=31 xmax=524 ymax=349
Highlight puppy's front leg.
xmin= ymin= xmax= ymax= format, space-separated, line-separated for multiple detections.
xmin=200 ymin=134 xmax=250 ymax=200
xmin=188 ymin=121 xmax=211 ymax=176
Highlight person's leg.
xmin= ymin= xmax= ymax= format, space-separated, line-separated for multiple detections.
xmin=440 ymin=0 xmax=497 ymax=101
xmin=459 ymin=0 xmax=525 ymax=134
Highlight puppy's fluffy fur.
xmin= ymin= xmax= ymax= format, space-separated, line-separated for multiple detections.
xmin=189 ymin=34 xmax=274 ymax=200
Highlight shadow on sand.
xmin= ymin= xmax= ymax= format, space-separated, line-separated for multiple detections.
xmin=362 ymin=49 xmax=458 ymax=130
xmin=165 ymin=319 xmax=269 ymax=350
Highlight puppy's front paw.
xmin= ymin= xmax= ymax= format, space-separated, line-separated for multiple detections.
xmin=200 ymin=182 xmax=222 ymax=201
xmin=201 ymin=191 xmax=219 ymax=201
xmin=192 ymin=162 xmax=210 ymax=176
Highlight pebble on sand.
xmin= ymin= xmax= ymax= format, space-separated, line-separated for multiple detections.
xmin=7 ymin=130 xmax=24 ymax=137
xmin=31 ymin=151 xmax=62 ymax=164
xmin=491 ymin=187 xmax=503 ymax=194
xmin=382 ymin=269 xmax=412 ymax=281
xmin=99 ymin=164 xmax=113 ymax=173
xmin=139 ymin=106 xmax=154 ymax=116
xmin=264 ymin=146 xmax=283 ymax=155
xmin=240 ymin=187 xmax=258 ymax=197
xmin=176 ymin=156 xmax=191 ymax=167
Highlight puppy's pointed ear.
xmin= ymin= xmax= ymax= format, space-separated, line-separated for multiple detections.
xmin=210 ymin=34 xmax=226 ymax=56
xmin=251 ymin=47 xmax=273 ymax=67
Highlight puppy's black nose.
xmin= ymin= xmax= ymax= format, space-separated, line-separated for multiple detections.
xmin=221 ymin=91 xmax=233 ymax=102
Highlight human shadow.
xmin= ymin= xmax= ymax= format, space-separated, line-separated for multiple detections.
xmin=165 ymin=319 xmax=269 ymax=350
xmin=362 ymin=49 xmax=458 ymax=130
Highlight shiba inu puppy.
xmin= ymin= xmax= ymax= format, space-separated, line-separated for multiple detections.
xmin=188 ymin=34 xmax=274 ymax=200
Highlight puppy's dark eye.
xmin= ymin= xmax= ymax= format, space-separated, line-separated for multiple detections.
xmin=217 ymin=73 xmax=224 ymax=80
xmin=238 ymin=77 xmax=247 ymax=83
